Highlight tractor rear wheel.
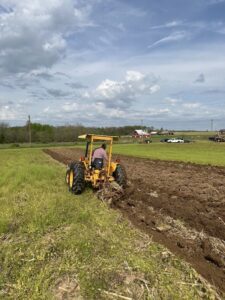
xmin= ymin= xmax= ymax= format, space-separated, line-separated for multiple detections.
xmin=65 ymin=169 xmax=70 ymax=185
xmin=67 ymin=162 xmax=85 ymax=194
xmin=65 ymin=162 xmax=75 ymax=185
xmin=113 ymin=164 xmax=127 ymax=188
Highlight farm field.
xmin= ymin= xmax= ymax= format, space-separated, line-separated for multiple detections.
xmin=0 ymin=148 xmax=220 ymax=299
xmin=69 ymin=141 xmax=225 ymax=166
xmin=45 ymin=146 xmax=225 ymax=296
xmin=112 ymin=142 xmax=225 ymax=166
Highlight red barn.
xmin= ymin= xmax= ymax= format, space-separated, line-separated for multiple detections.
xmin=132 ymin=129 xmax=151 ymax=138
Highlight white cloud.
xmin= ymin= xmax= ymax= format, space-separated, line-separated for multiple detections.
xmin=42 ymin=35 xmax=66 ymax=52
xmin=125 ymin=70 xmax=145 ymax=81
xmin=150 ymin=85 xmax=160 ymax=93
xmin=151 ymin=20 xmax=183 ymax=29
xmin=62 ymin=102 xmax=79 ymax=112
xmin=55 ymin=70 xmax=161 ymax=122
xmin=165 ymin=97 xmax=180 ymax=106
xmin=43 ymin=107 xmax=50 ymax=113
xmin=0 ymin=0 xmax=93 ymax=74
xmin=0 ymin=103 xmax=25 ymax=121
xmin=183 ymin=102 xmax=201 ymax=109
xmin=94 ymin=70 xmax=160 ymax=108
xmin=60 ymin=101 xmax=126 ymax=121
xmin=55 ymin=100 xmax=170 ymax=124
xmin=96 ymin=79 xmax=124 ymax=100
xmin=148 ymin=31 xmax=188 ymax=49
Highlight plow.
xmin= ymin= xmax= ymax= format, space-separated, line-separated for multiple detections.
xmin=65 ymin=134 xmax=127 ymax=200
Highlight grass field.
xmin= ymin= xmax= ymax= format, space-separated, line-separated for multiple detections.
xmin=0 ymin=148 xmax=219 ymax=299
xmin=112 ymin=142 xmax=225 ymax=166
xmin=1 ymin=130 xmax=224 ymax=167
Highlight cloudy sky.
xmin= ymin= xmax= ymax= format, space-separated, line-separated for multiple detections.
xmin=0 ymin=0 xmax=225 ymax=129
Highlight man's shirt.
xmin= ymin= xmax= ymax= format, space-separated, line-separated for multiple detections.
xmin=92 ymin=148 xmax=108 ymax=161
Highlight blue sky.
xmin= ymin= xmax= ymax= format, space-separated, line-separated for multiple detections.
xmin=0 ymin=0 xmax=225 ymax=129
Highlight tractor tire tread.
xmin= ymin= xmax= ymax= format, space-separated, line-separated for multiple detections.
xmin=67 ymin=161 xmax=85 ymax=194
xmin=113 ymin=164 xmax=127 ymax=188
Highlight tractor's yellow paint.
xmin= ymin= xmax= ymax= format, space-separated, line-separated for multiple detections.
xmin=69 ymin=169 xmax=74 ymax=188
xmin=110 ymin=162 xmax=117 ymax=174
xmin=78 ymin=134 xmax=119 ymax=188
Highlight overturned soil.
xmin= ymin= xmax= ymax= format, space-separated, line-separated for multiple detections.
xmin=44 ymin=148 xmax=225 ymax=294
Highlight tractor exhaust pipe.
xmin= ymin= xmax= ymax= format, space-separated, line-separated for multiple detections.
xmin=85 ymin=141 xmax=90 ymax=158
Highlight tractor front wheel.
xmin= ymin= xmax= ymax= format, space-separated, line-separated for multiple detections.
xmin=113 ymin=164 xmax=127 ymax=188
xmin=66 ymin=162 xmax=85 ymax=194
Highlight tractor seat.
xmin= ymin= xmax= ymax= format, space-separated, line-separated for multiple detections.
xmin=92 ymin=158 xmax=104 ymax=170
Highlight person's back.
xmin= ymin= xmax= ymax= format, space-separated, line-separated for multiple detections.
xmin=92 ymin=144 xmax=108 ymax=169
xmin=92 ymin=147 xmax=107 ymax=161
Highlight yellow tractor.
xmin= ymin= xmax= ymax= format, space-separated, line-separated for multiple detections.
xmin=66 ymin=134 xmax=127 ymax=194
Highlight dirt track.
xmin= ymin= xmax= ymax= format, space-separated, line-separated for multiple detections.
xmin=44 ymin=148 xmax=225 ymax=294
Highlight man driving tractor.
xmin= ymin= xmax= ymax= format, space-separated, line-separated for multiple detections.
xmin=66 ymin=134 xmax=127 ymax=194
xmin=92 ymin=143 xmax=108 ymax=169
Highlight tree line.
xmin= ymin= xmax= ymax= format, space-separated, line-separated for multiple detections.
xmin=0 ymin=122 xmax=154 ymax=144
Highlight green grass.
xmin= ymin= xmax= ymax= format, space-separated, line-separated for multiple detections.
xmin=0 ymin=149 xmax=220 ymax=299
xmin=113 ymin=142 xmax=225 ymax=166
xmin=174 ymin=131 xmax=216 ymax=138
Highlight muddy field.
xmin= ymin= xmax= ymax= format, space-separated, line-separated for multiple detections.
xmin=44 ymin=148 xmax=225 ymax=294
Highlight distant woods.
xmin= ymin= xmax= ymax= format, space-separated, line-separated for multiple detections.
xmin=0 ymin=123 xmax=153 ymax=144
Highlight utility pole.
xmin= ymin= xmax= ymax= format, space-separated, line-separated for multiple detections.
xmin=141 ymin=119 xmax=144 ymax=143
xmin=210 ymin=119 xmax=214 ymax=132
xmin=28 ymin=115 xmax=31 ymax=146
